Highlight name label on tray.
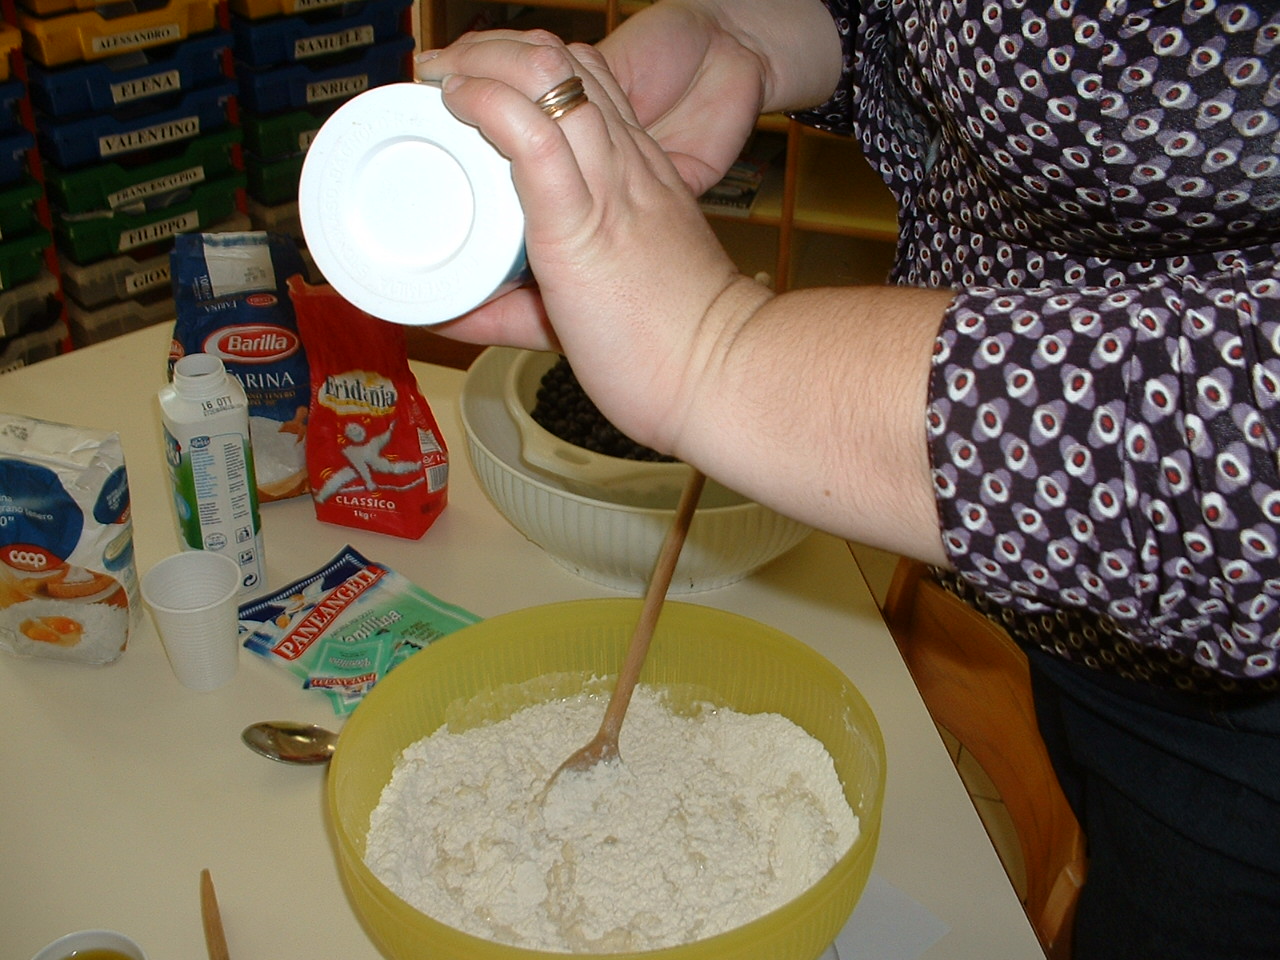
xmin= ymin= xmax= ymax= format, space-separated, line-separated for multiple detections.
xmin=306 ymin=74 xmax=369 ymax=104
xmin=111 ymin=69 xmax=182 ymax=106
xmin=99 ymin=116 xmax=201 ymax=158
xmin=295 ymin=25 xmax=374 ymax=60
xmin=93 ymin=23 xmax=182 ymax=56
xmin=118 ymin=210 xmax=200 ymax=252
xmin=125 ymin=262 xmax=171 ymax=297
xmin=109 ymin=165 xmax=206 ymax=210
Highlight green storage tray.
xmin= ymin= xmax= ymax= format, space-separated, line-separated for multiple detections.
xmin=0 ymin=230 xmax=52 ymax=291
xmin=0 ymin=178 xmax=45 ymax=242
xmin=44 ymin=127 xmax=243 ymax=215
xmin=55 ymin=173 xmax=245 ymax=264
xmin=241 ymin=104 xmax=331 ymax=161
xmin=245 ymin=152 xmax=302 ymax=205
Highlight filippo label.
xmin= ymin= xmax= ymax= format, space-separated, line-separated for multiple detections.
xmin=202 ymin=323 xmax=303 ymax=366
xmin=118 ymin=209 xmax=200 ymax=252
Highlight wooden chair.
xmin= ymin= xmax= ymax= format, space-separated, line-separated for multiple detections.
xmin=879 ymin=558 xmax=1087 ymax=960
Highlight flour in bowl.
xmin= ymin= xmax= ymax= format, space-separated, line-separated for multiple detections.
xmin=364 ymin=683 xmax=859 ymax=953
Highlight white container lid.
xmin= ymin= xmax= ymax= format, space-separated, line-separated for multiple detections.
xmin=298 ymin=81 xmax=528 ymax=326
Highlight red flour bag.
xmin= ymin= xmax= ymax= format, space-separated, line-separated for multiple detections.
xmin=288 ymin=276 xmax=448 ymax=539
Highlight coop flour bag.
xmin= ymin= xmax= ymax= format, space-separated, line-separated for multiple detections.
xmin=170 ymin=231 xmax=311 ymax=502
xmin=0 ymin=414 xmax=139 ymax=664
xmin=288 ymin=276 xmax=449 ymax=539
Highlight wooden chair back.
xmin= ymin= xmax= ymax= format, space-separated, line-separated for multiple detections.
xmin=879 ymin=558 xmax=1086 ymax=960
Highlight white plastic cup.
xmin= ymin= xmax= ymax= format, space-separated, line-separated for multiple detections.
xmin=30 ymin=929 xmax=147 ymax=960
xmin=141 ymin=551 xmax=242 ymax=691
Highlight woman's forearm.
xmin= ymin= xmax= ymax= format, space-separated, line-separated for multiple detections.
xmin=668 ymin=280 xmax=955 ymax=566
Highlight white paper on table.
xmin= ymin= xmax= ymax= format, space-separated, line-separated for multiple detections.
xmin=826 ymin=872 xmax=950 ymax=960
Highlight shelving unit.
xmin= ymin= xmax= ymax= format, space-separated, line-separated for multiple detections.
xmin=418 ymin=0 xmax=899 ymax=292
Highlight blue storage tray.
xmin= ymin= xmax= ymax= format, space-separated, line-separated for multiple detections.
xmin=0 ymin=79 xmax=26 ymax=134
xmin=234 ymin=33 xmax=411 ymax=114
xmin=232 ymin=0 xmax=409 ymax=69
xmin=0 ymin=130 xmax=35 ymax=187
xmin=27 ymin=31 xmax=232 ymax=119
xmin=37 ymin=80 xmax=237 ymax=170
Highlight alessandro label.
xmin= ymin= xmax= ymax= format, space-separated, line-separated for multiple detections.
xmin=295 ymin=25 xmax=374 ymax=60
xmin=110 ymin=68 xmax=181 ymax=106
xmin=99 ymin=115 xmax=200 ymax=158
xmin=108 ymin=165 xmax=206 ymax=209
xmin=306 ymin=74 xmax=368 ymax=105
xmin=118 ymin=210 xmax=200 ymax=252
xmin=92 ymin=23 xmax=182 ymax=55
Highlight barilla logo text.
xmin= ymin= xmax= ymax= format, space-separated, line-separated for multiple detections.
xmin=203 ymin=324 xmax=300 ymax=365
xmin=271 ymin=566 xmax=386 ymax=660
xmin=318 ymin=372 xmax=398 ymax=417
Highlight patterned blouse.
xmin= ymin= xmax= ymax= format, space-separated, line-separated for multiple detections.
xmin=791 ymin=0 xmax=1280 ymax=692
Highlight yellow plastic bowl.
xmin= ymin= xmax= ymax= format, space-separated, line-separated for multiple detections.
xmin=328 ymin=599 xmax=885 ymax=960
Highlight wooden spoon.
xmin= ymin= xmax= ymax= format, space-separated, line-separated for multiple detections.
xmin=200 ymin=868 xmax=231 ymax=960
xmin=543 ymin=468 xmax=706 ymax=789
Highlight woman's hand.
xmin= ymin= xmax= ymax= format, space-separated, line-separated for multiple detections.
xmin=415 ymin=30 xmax=759 ymax=455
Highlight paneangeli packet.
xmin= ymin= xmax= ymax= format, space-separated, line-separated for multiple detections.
xmin=238 ymin=545 xmax=479 ymax=713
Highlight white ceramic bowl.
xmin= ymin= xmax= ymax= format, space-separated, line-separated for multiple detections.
xmin=460 ymin=347 xmax=811 ymax=593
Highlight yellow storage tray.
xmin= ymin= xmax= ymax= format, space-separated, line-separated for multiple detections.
xmin=0 ymin=23 xmax=21 ymax=81
xmin=18 ymin=0 xmax=221 ymax=67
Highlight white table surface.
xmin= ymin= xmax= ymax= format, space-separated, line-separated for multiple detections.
xmin=0 ymin=324 xmax=1044 ymax=960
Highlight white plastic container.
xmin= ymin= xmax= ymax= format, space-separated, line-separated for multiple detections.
xmin=298 ymin=81 xmax=529 ymax=326
xmin=157 ymin=353 xmax=266 ymax=596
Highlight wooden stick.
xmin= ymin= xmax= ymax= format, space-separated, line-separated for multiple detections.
xmin=200 ymin=868 xmax=231 ymax=960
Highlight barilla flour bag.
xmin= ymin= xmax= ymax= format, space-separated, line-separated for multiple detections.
xmin=288 ymin=276 xmax=449 ymax=539
xmin=0 ymin=414 xmax=139 ymax=664
xmin=170 ymin=231 xmax=311 ymax=502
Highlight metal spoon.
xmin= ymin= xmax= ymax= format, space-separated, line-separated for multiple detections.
xmin=241 ymin=721 xmax=338 ymax=765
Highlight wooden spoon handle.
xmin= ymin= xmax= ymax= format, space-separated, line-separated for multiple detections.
xmin=599 ymin=468 xmax=706 ymax=741
xmin=200 ymin=868 xmax=231 ymax=960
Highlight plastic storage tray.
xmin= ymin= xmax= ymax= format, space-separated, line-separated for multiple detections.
xmin=18 ymin=0 xmax=221 ymax=67
xmin=0 ymin=179 xmax=46 ymax=241
xmin=66 ymin=291 xmax=174 ymax=346
xmin=59 ymin=248 xmax=172 ymax=307
xmin=55 ymin=172 xmax=245 ymax=264
xmin=27 ymin=31 xmax=232 ymax=118
xmin=234 ymin=34 xmax=411 ymax=114
xmin=0 ymin=23 xmax=21 ymax=83
xmin=0 ymin=268 xmax=60 ymax=338
xmin=241 ymin=102 xmax=331 ymax=160
xmin=245 ymin=151 xmax=302 ymax=204
xmin=37 ymin=79 xmax=236 ymax=169
xmin=0 ymin=79 xmax=26 ymax=134
xmin=245 ymin=195 xmax=301 ymax=241
xmin=0 ymin=312 xmax=66 ymax=373
xmin=229 ymin=0 xmax=356 ymax=21
xmin=14 ymin=0 xmax=119 ymax=16
xmin=0 ymin=130 xmax=36 ymax=186
xmin=45 ymin=126 xmax=242 ymax=214
xmin=0 ymin=230 xmax=53 ymax=291
xmin=231 ymin=0 xmax=409 ymax=68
